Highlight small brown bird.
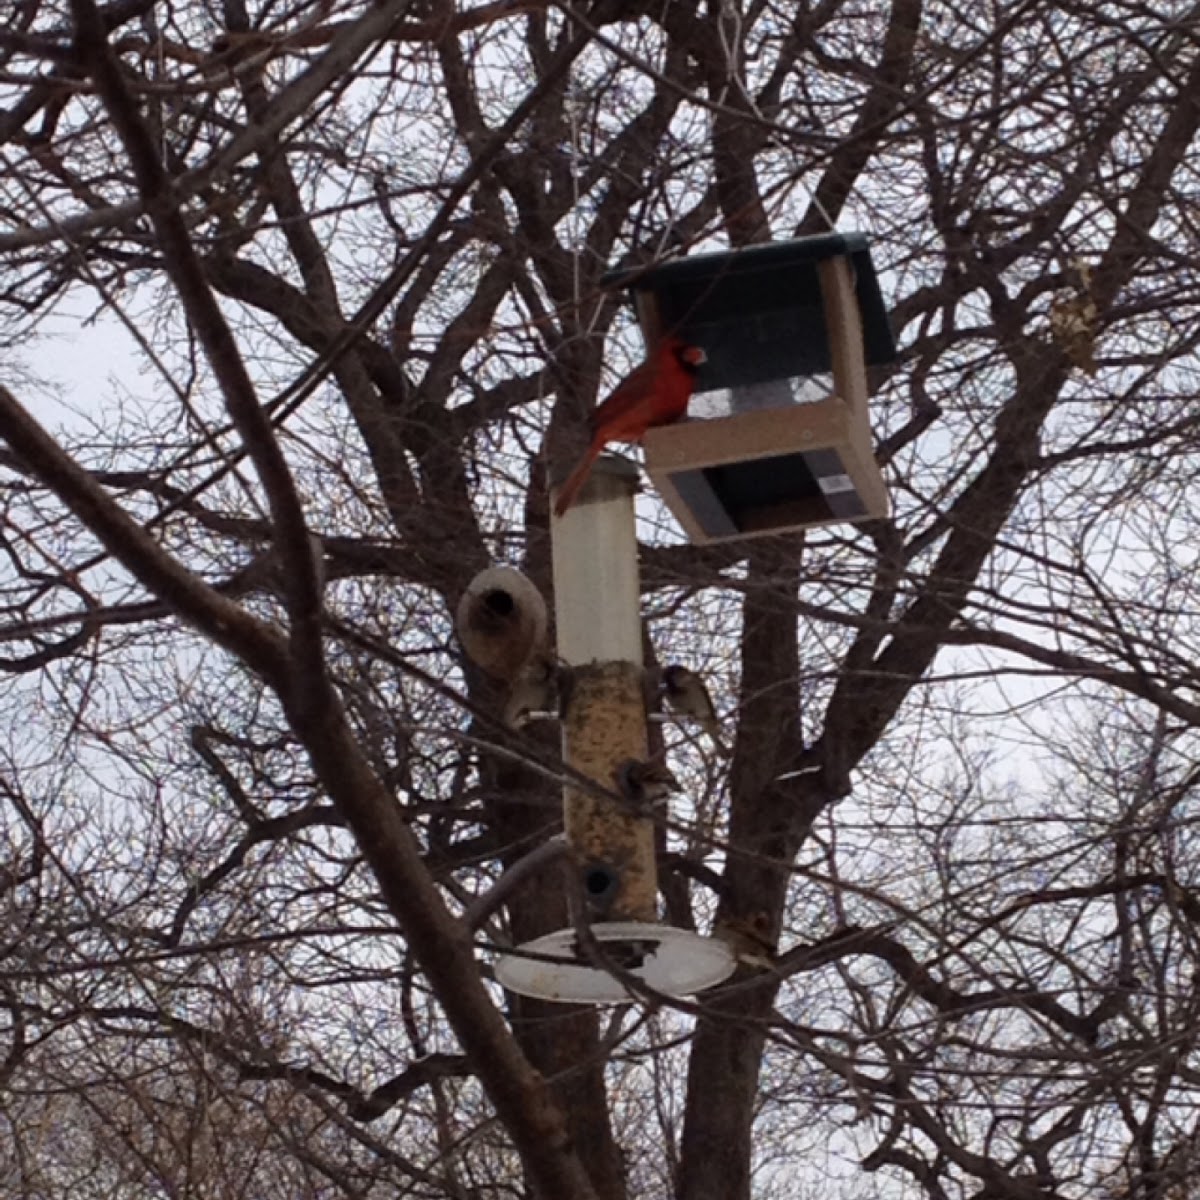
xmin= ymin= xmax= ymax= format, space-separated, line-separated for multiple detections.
xmin=503 ymin=654 xmax=572 ymax=729
xmin=660 ymin=664 xmax=724 ymax=749
xmin=1049 ymin=258 xmax=1099 ymax=375
xmin=713 ymin=911 xmax=777 ymax=970
xmin=613 ymin=756 xmax=681 ymax=814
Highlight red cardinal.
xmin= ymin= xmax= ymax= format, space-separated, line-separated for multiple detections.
xmin=553 ymin=335 xmax=707 ymax=517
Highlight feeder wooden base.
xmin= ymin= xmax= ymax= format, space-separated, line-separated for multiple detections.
xmin=644 ymin=397 xmax=889 ymax=544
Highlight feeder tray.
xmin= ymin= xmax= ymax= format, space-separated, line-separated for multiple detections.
xmin=494 ymin=922 xmax=736 ymax=1004
xmin=604 ymin=233 xmax=896 ymax=543
xmin=645 ymin=394 xmax=887 ymax=541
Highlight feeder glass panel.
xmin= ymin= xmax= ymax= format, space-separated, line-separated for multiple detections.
xmin=688 ymin=374 xmax=834 ymax=420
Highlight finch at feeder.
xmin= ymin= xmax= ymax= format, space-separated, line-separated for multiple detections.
xmin=713 ymin=911 xmax=777 ymax=970
xmin=503 ymin=654 xmax=572 ymax=729
xmin=614 ymin=756 xmax=681 ymax=813
xmin=660 ymin=663 xmax=725 ymax=751
xmin=553 ymin=335 xmax=706 ymax=517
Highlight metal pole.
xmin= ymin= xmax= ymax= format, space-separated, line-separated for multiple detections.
xmin=550 ymin=456 xmax=657 ymax=923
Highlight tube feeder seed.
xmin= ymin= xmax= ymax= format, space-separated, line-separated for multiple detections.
xmin=602 ymin=232 xmax=897 ymax=544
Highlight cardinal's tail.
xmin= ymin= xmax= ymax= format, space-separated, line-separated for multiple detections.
xmin=553 ymin=441 xmax=603 ymax=517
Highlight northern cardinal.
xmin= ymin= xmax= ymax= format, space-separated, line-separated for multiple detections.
xmin=553 ymin=335 xmax=706 ymax=517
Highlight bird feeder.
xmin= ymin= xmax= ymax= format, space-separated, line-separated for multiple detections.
xmin=494 ymin=462 xmax=738 ymax=1004
xmin=603 ymin=232 xmax=896 ymax=543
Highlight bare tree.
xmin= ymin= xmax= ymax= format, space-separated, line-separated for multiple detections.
xmin=3 ymin=0 xmax=1200 ymax=1197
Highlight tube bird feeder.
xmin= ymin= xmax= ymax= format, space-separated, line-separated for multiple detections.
xmin=493 ymin=460 xmax=737 ymax=1003
xmin=603 ymin=232 xmax=896 ymax=544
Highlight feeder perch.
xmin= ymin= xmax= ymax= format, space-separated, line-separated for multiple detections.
xmin=603 ymin=232 xmax=896 ymax=543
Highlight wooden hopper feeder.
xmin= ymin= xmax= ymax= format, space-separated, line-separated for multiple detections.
xmin=603 ymin=233 xmax=896 ymax=543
